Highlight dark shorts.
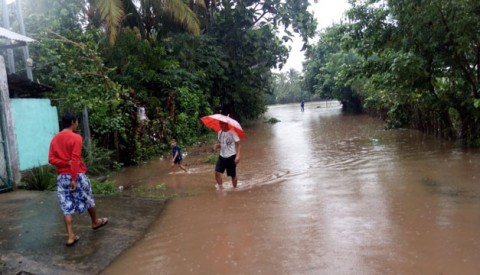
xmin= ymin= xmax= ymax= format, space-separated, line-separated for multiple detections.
xmin=174 ymin=157 xmax=182 ymax=164
xmin=215 ymin=155 xmax=237 ymax=177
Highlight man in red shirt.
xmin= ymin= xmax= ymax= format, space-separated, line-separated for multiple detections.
xmin=49 ymin=112 xmax=108 ymax=246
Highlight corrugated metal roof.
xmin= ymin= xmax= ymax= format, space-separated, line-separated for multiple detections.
xmin=0 ymin=27 xmax=34 ymax=43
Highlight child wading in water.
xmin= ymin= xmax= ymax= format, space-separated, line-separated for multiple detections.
xmin=170 ymin=139 xmax=188 ymax=173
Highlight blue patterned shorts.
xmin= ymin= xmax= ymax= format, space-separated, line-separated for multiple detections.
xmin=56 ymin=174 xmax=95 ymax=215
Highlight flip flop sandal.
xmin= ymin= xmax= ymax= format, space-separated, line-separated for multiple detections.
xmin=92 ymin=217 xmax=109 ymax=230
xmin=66 ymin=235 xmax=80 ymax=247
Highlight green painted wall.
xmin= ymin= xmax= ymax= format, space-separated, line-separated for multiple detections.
xmin=11 ymin=99 xmax=58 ymax=171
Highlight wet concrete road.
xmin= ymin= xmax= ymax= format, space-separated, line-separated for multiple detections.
xmin=0 ymin=190 xmax=165 ymax=274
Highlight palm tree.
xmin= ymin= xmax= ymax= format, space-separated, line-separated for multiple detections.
xmin=200 ymin=0 xmax=217 ymax=32
xmin=93 ymin=0 xmax=205 ymax=45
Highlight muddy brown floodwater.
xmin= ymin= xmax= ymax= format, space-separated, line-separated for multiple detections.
xmin=103 ymin=102 xmax=480 ymax=274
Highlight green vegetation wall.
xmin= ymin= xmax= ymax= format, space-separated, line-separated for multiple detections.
xmin=8 ymin=0 xmax=319 ymax=167
xmin=303 ymin=0 xmax=480 ymax=146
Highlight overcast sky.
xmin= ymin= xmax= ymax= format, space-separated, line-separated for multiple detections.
xmin=279 ymin=0 xmax=351 ymax=73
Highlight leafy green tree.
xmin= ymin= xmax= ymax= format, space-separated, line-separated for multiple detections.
xmin=207 ymin=0 xmax=317 ymax=120
xmin=22 ymin=1 xmax=142 ymax=164
xmin=21 ymin=0 xmax=125 ymax=140
xmin=15 ymin=0 xmax=321 ymax=168
xmin=32 ymin=31 xmax=126 ymax=138
xmin=90 ymin=0 xmax=203 ymax=45
xmin=388 ymin=0 xmax=480 ymax=142
xmin=22 ymin=0 xmax=85 ymax=33
xmin=269 ymin=69 xmax=313 ymax=104
xmin=343 ymin=0 xmax=480 ymax=143
xmin=303 ymin=24 xmax=364 ymax=112
xmin=104 ymin=29 xmax=218 ymax=163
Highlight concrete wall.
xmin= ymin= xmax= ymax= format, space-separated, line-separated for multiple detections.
xmin=0 ymin=55 xmax=20 ymax=186
xmin=11 ymin=99 xmax=58 ymax=171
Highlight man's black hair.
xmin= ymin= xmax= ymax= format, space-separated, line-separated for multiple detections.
xmin=61 ymin=112 xmax=78 ymax=129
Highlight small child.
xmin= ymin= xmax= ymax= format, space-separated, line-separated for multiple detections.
xmin=170 ymin=139 xmax=188 ymax=173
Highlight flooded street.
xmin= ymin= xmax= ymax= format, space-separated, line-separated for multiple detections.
xmin=103 ymin=102 xmax=480 ymax=274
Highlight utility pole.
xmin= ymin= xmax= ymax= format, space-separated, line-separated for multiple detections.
xmin=1 ymin=0 xmax=16 ymax=74
xmin=15 ymin=0 xmax=33 ymax=80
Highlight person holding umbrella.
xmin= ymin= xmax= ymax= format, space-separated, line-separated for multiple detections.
xmin=200 ymin=114 xmax=245 ymax=188
xmin=213 ymin=121 xmax=241 ymax=188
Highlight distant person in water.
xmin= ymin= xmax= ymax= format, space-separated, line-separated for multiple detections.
xmin=301 ymin=99 xmax=305 ymax=112
xmin=213 ymin=121 xmax=241 ymax=188
xmin=170 ymin=139 xmax=188 ymax=173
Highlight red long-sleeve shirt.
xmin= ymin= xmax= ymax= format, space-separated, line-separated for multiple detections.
xmin=48 ymin=130 xmax=87 ymax=181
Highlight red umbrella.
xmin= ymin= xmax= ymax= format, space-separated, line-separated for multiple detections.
xmin=200 ymin=114 xmax=246 ymax=139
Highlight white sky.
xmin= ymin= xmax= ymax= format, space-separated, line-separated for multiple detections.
xmin=279 ymin=0 xmax=350 ymax=73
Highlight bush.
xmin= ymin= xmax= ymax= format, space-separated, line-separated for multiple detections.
xmin=22 ymin=165 xmax=56 ymax=191
xmin=21 ymin=165 xmax=118 ymax=195
xmin=83 ymin=140 xmax=120 ymax=176
xmin=90 ymin=179 xmax=118 ymax=195
xmin=205 ymin=153 xmax=217 ymax=164
xmin=129 ymin=183 xmax=173 ymax=200
xmin=265 ymin=117 xmax=281 ymax=124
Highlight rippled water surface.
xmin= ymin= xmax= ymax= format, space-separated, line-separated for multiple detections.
xmin=103 ymin=102 xmax=480 ymax=274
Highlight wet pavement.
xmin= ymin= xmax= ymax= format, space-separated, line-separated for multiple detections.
xmin=0 ymin=189 xmax=165 ymax=275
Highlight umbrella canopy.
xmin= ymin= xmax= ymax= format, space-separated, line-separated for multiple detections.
xmin=200 ymin=114 xmax=246 ymax=139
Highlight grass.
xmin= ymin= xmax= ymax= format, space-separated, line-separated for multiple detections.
xmin=90 ymin=179 xmax=119 ymax=195
xmin=21 ymin=165 xmax=119 ymax=195
xmin=205 ymin=153 xmax=217 ymax=164
xmin=127 ymin=183 xmax=175 ymax=200
xmin=22 ymin=165 xmax=56 ymax=191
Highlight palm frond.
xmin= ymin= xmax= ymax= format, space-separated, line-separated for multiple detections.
xmin=158 ymin=0 xmax=201 ymax=35
xmin=195 ymin=0 xmax=206 ymax=9
xmin=97 ymin=0 xmax=125 ymax=45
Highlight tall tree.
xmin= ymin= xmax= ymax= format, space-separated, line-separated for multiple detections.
xmin=207 ymin=0 xmax=317 ymax=120
xmin=340 ymin=0 xmax=480 ymax=143
xmin=304 ymin=24 xmax=364 ymax=112
xmin=91 ymin=0 xmax=203 ymax=45
xmin=270 ymin=69 xmax=313 ymax=104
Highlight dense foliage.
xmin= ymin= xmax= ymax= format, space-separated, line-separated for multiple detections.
xmin=267 ymin=69 xmax=320 ymax=105
xmin=2 ymin=0 xmax=317 ymax=167
xmin=304 ymin=0 xmax=480 ymax=146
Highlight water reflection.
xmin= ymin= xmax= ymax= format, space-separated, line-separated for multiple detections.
xmin=104 ymin=102 xmax=480 ymax=274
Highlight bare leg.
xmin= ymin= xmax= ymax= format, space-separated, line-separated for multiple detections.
xmin=215 ymin=171 xmax=223 ymax=187
xmin=180 ymin=164 xmax=188 ymax=173
xmin=232 ymin=176 xmax=238 ymax=188
xmin=64 ymin=214 xmax=76 ymax=243
xmin=88 ymin=207 xmax=109 ymax=229
xmin=88 ymin=207 xmax=104 ymax=228
xmin=88 ymin=207 xmax=98 ymax=224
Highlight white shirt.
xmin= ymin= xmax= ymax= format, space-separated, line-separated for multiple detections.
xmin=218 ymin=130 xmax=240 ymax=158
